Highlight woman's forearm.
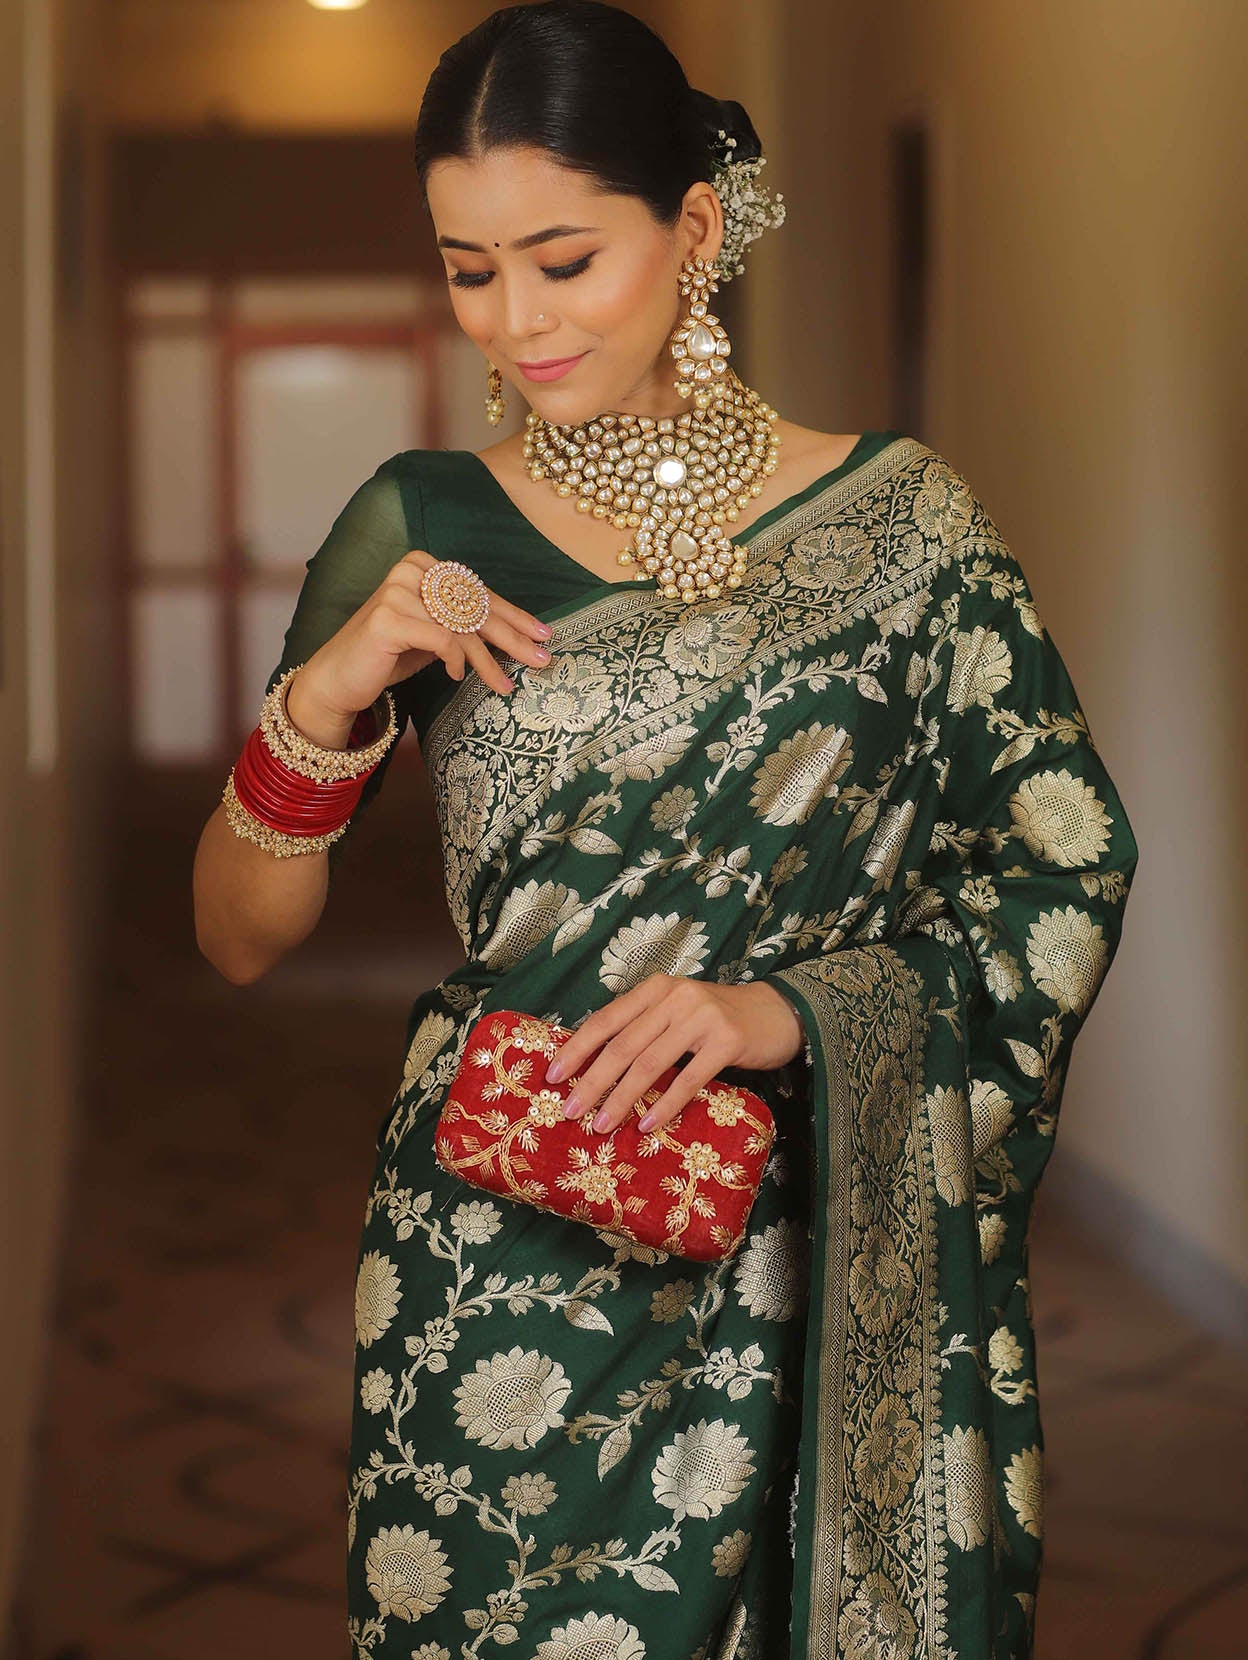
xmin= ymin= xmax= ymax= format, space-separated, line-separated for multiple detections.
xmin=192 ymin=801 xmax=331 ymax=984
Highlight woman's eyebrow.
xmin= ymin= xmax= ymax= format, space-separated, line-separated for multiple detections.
xmin=437 ymin=224 xmax=602 ymax=253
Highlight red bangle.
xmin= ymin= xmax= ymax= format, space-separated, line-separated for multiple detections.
xmin=347 ymin=706 xmax=379 ymax=747
xmin=222 ymin=670 xmax=399 ymax=857
xmin=232 ymin=726 xmax=369 ymax=836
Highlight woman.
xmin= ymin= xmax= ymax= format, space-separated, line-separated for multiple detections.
xmin=193 ymin=4 xmax=1138 ymax=1656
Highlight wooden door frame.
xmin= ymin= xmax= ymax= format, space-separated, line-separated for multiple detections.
xmin=219 ymin=318 xmax=444 ymax=751
xmin=117 ymin=276 xmax=450 ymax=764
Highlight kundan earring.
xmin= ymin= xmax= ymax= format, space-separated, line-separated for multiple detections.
xmin=485 ymin=362 xmax=506 ymax=426
xmin=671 ymin=256 xmax=731 ymax=409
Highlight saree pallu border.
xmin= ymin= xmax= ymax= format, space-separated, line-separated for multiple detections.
xmin=769 ymin=938 xmax=998 ymax=1660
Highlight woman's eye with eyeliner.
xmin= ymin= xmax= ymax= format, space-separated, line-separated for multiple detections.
xmin=545 ymin=255 xmax=594 ymax=281
xmin=448 ymin=254 xmax=594 ymax=290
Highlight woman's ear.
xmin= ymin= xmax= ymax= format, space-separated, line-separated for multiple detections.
xmin=679 ymin=179 xmax=726 ymax=266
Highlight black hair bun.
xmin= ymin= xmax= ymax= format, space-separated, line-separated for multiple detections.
xmin=689 ymin=88 xmax=763 ymax=165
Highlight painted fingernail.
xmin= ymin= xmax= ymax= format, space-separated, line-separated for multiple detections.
xmin=562 ymin=1092 xmax=580 ymax=1116
xmin=592 ymin=1108 xmax=611 ymax=1132
xmin=536 ymin=622 xmax=554 ymax=637
xmin=547 ymin=1058 xmax=565 ymax=1081
xmin=637 ymin=1112 xmax=656 ymax=1131
xmin=501 ymin=675 xmax=516 ymax=691
xmin=534 ymin=646 xmax=551 ymax=662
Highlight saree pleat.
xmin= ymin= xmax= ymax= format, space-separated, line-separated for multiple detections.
xmin=264 ymin=434 xmax=1137 ymax=1659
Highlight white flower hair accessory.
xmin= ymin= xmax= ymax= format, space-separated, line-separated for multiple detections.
xmin=709 ymin=128 xmax=786 ymax=281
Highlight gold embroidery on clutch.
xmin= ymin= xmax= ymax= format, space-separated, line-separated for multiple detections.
xmin=435 ymin=1013 xmax=775 ymax=1257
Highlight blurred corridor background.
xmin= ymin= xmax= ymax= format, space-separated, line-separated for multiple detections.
xmin=1 ymin=1 xmax=1245 ymax=1655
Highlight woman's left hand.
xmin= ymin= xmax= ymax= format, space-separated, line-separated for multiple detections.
xmin=544 ymin=973 xmax=806 ymax=1136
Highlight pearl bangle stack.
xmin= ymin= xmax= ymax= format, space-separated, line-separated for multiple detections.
xmin=222 ymin=665 xmax=399 ymax=858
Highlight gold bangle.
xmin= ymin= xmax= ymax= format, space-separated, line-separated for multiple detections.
xmin=221 ymin=771 xmax=351 ymax=858
xmin=259 ymin=665 xmax=399 ymax=784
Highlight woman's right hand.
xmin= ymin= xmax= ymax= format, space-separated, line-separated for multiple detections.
xmin=283 ymin=549 xmax=553 ymax=747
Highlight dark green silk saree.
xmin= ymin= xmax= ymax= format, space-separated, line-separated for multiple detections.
xmin=265 ymin=432 xmax=1138 ymax=1659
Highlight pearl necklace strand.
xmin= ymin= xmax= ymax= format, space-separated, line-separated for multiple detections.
xmin=522 ymin=369 xmax=782 ymax=604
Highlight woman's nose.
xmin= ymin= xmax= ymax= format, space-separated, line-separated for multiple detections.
xmin=502 ymin=280 xmax=552 ymax=347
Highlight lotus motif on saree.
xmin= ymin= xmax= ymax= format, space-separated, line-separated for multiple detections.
xmin=324 ymin=438 xmax=1136 ymax=1659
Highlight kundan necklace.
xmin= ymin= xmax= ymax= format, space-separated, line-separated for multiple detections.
xmin=522 ymin=367 xmax=782 ymax=605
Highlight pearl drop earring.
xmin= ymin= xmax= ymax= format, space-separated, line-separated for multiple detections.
xmin=671 ymin=256 xmax=731 ymax=409
xmin=485 ymin=363 xmax=506 ymax=426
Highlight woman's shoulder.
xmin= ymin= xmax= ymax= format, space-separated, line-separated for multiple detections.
xmin=375 ymin=446 xmax=472 ymax=490
xmin=773 ymin=421 xmax=863 ymax=472
xmin=370 ymin=447 xmax=486 ymax=531
xmin=772 ymin=420 xmax=925 ymax=480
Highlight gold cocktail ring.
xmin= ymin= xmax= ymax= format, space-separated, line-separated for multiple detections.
xmin=419 ymin=560 xmax=491 ymax=634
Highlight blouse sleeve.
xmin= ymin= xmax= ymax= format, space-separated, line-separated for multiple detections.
xmin=261 ymin=460 xmax=422 ymax=864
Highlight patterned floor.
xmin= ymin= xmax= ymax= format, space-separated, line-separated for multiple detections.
xmin=8 ymin=766 xmax=1247 ymax=1657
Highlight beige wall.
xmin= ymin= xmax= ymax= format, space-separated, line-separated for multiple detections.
xmin=1 ymin=0 xmax=122 ymax=1623
xmin=106 ymin=0 xmax=476 ymax=131
xmin=723 ymin=0 xmax=1246 ymax=1318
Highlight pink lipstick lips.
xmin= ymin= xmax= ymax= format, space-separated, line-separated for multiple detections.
xmin=515 ymin=352 xmax=589 ymax=382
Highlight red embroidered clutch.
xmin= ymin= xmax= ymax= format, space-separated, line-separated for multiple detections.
xmin=434 ymin=1009 xmax=776 ymax=1263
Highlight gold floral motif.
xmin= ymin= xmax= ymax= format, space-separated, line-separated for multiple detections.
xmin=748 ymin=722 xmax=855 ymax=826
xmin=837 ymin=1571 xmax=919 ymax=1660
xmin=731 ymin=1217 xmax=810 ymax=1322
xmin=600 ymin=911 xmax=713 ymax=990
xmin=355 ymin=1250 xmax=402 ymax=1348
xmin=651 ymin=1417 xmax=757 ymax=1521
xmin=402 ymin=1010 xmax=459 ymax=1089
xmin=448 ymin=1198 xmax=503 ymax=1244
xmin=852 ymin=1396 xmax=923 ymax=1510
xmin=1025 ymin=904 xmax=1110 ymax=1014
xmin=535 ymin=1612 xmax=648 ymax=1660
xmin=704 ymin=1087 xmax=749 ymax=1127
xmin=712 ymin=1528 xmax=753 ymax=1578
xmin=477 ymin=878 xmax=586 ymax=970
xmin=857 ymin=1052 xmax=910 ymax=1165
xmin=969 ymin=1076 xmax=1014 ymax=1159
xmin=500 ymin=1471 xmax=558 ymax=1516
xmin=982 ymin=949 xmax=1024 ymax=1003
xmin=662 ymin=603 xmax=762 ymax=677
xmin=848 ymin=1222 xmax=918 ymax=1336
xmin=945 ymin=625 xmax=1014 ymax=712
xmin=914 ymin=463 xmax=975 ymax=545
xmin=978 ymin=1211 xmax=1008 ymax=1265
xmin=359 ymin=1367 xmax=393 ymax=1414
xmin=861 ymin=799 xmax=916 ymax=888
xmin=509 ymin=653 xmax=619 ymax=735
xmin=782 ymin=519 xmax=878 ymax=597
xmin=943 ymin=1425 xmax=993 ymax=1552
xmin=651 ymin=1277 xmax=696 ymax=1324
xmin=451 ymin=1345 xmax=573 ymax=1450
xmin=364 ymin=1524 xmax=453 ymax=1621
xmin=1009 ymin=768 xmax=1112 ymax=867
xmin=1004 ymin=1444 xmax=1045 ymax=1540
xmin=925 ymin=1085 xmax=973 ymax=1207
